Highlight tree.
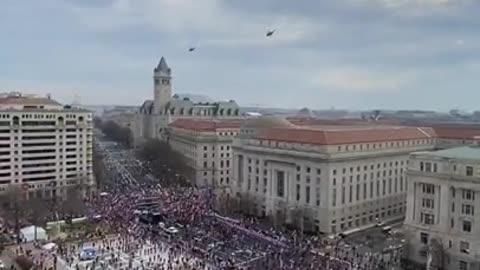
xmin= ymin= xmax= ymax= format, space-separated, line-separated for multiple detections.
xmin=62 ymin=184 xmax=87 ymax=217
xmin=93 ymin=116 xmax=103 ymax=128
xmin=215 ymin=192 xmax=235 ymax=216
xmin=93 ymin=145 xmax=107 ymax=189
xmin=100 ymin=120 xmax=133 ymax=148
xmin=137 ymin=139 xmax=191 ymax=186
xmin=0 ymin=187 xmax=51 ymax=243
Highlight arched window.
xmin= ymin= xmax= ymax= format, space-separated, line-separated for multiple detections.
xmin=12 ymin=116 xmax=19 ymax=126
xmin=78 ymin=116 xmax=84 ymax=122
xmin=180 ymin=108 xmax=185 ymax=115
xmin=189 ymin=108 xmax=194 ymax=115
xmin=234 ymin=109 xmax=239 ymax=116
xmin=219 ymin=109 xmax=224 ymax=116
xmin=170 ymin=108 xmax=175 ymax=115
xmin=57 ymin=116 xmax=64 ymax=124
xmin=227 ymin=108 xmax=232 ymax=115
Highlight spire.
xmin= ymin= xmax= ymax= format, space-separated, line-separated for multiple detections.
xmin=155 ymin=56 xmax=170 ymax=73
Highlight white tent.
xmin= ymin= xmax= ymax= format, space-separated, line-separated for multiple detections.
xmin=20 ymin=225 xmax=47 ymax=242
xmin=42 ymin=242 xmax=56 ymax=251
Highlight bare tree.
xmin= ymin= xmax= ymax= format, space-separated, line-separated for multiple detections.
xmin=215 ymin=192 xmax=236 ymax=216
xmin=0 ymin=187 xmax=52 ymax=242
xmin=101 ymin=120 xmax=133 ymax=147
xmin=137 ymin=139 xmax=191 ymax=186
xmin=62 ymin=184 xmax=87 ymax=217
xmin=0 ymin=186 xmax=24 ymax=243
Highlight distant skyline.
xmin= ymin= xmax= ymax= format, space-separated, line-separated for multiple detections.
xmin=1 ymin=0 xmax=479 ymax=111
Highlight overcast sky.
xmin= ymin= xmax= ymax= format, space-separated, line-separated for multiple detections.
xmin=1 ymin=0 xmax=479 ymax=111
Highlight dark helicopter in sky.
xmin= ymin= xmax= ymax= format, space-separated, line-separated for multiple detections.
xmin=188 ymin=47 xmax=196 ymax=52
xmin=266 ymin=29 xmax=276 ymax=37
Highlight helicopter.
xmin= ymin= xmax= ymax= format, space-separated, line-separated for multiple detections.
xmin=266 ymin=29 xmax=276 ymax=37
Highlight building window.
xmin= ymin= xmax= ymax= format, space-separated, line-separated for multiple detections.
xmin=420 ymin=162 xmax=424 ymax=171
xmin=341 ymin=186 xmax=345 ymax=204
xmin=296 ymin=184 xmax=301 ymax=201
xmin=332 ymin=189 xmax=336 ymax=207
xmin=462 ymin=204 xmax=474 ymax=215
xmin=460 ymin=241 xmax=470 ymax=254
xmin=420 ymin=232 xmax=429 ymax=244
xmin=462 ymin=189 xmax=475 ymax=200
xmin=422 ymin=183 xmax=435 ymax=194
xmin=421 ymin=213 xmax=435 ymax=225
xmin=459 ymin=261 xmax=468 ymax=270
xmin=305 ymin=186 xmax=310 ymax=203
xmin=276 ymin=171 xmax=285 ymax=197
xmin=466 ymin=166 xmax=474 ymax=176
xmin=463 ymin=220 xmax=472 ymax=232
xmin=425 ymin=162 xmax=432 ymax=172
xmin=422 ymin=198 xmax=434 ymax=209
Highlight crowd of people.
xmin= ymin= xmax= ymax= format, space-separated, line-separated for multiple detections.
xmin=0 ymin=134 xmax=401 ymax=270
xmin=80 ymin=137 xmax=400 ymax=270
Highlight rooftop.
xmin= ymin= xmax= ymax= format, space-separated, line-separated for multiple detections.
xmin=418 ymin=146 xmax=480 ymax=160
xmin=255 ymin=126 xmax=436 ymax=145
xmin=432 ymin=125 xmax=480 ymax=140
xmin=242 ymin=116 xmax=296 ymax=129
xmin=0 ymin=93 xmax=62 ymax=107
xmin=169 ymin=119 xmax=243 ymax=132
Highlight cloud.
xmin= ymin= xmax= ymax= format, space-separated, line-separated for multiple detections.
xmin=309 ymin=68 xmax=414 ymax=92
xmin=2 ymin=0 xmax=480 ymax=110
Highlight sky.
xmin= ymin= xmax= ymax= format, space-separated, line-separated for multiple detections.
xmin=1 ymin=0 xmax=480 ymax=111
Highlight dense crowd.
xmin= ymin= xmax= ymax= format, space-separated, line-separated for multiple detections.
xmin=83 ymin=138 xmax=401 ymax=270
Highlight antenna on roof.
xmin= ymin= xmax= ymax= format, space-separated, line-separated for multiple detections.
xmin=47 ymin=93 xmax=51 ymax=100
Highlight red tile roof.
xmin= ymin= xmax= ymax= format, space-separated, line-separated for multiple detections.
xmin=287 ymin=117 xmax=404 ymax=127
xmin=433 ymin=126 xmax=480 ymax=140
xmin=255 ymin=126 xmax=436 ymax=145
xmin=169 ymin=118 xmax=242 ymax=132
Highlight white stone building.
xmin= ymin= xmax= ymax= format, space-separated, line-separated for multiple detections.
xmin=404 ymin=146 xmax=480 ymax=270
xmin=232 ymin=118 xmax=437 ymax=234
xmin=135 ymin=57 xmax=243 ymax=143
xmin=0 ymin=92 xmax=94 ymax=199
xmin=167 ymin=118 xmax=242 ymax=188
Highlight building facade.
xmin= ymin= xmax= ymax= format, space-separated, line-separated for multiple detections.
xmin=404 ymin=146 xmax=480 ymax=270
xmin=232 ymin=119 xmax=437 ymax=234
xmin=0 ymin=92 xmax=94 ymax=200
xmin=134 ymin=57 xmax=243 ymax=143
xmin=167 ymin=118 xmax=242 ymax=188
